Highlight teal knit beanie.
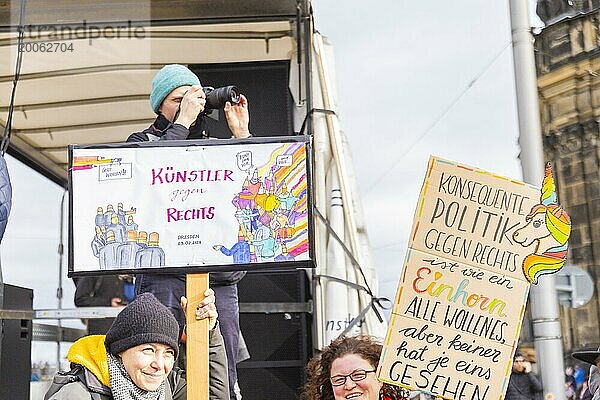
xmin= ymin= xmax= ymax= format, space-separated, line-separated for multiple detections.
xmin=150 ymin=64 xmax=201 ymax=113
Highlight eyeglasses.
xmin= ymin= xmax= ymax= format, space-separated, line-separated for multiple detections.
xmin=330 ymin=369 xmax=376 ymax=386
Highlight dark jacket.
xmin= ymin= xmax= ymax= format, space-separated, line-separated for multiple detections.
xmin=126 ymin=113 xmax=208 ymax=143
xmin=45 ymin=324 xmax=229 ymax=400
xmin=505 ymin=371 xmax=543 ymax=400
xmin=74 ymin=276 xmax=124 ymax=335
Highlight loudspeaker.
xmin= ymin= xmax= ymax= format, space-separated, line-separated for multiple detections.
xmin=0 ymin=284 xmax=33 ymax=400
xmin=237 ymin=270 xmax=312 ymax=400
xmin=189 ymin=61 xmax=295 ymax=138
xmin=237 ymin=366 xmax=306 ymax=399
xmin=238 ymin=269 xmax=310 ymax=303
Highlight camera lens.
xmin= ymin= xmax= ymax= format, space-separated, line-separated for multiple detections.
xmin=204 ymin=86 xmax=240 ymax=110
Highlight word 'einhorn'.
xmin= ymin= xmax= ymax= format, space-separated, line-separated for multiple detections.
xmin=412 ymin=267 xmax=507 ymax=317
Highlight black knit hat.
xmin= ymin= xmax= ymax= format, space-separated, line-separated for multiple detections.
xmin=105 ymin=293 xmax=180 ymax=358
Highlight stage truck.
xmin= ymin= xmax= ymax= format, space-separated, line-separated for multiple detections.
xmin=0 ymin=1 xmax=387 ymax=399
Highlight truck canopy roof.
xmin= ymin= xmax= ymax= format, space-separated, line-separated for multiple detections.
xmin=0 ymin=0 xmax=306 ymax=185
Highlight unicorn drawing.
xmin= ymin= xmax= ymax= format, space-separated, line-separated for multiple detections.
xmin=512 ymin=163 xmax=571 ymax=284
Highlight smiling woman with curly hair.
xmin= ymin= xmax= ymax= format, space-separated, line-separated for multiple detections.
xmin=302 ymin=335 xmax=409 ymax=400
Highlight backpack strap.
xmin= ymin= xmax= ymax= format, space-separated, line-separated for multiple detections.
xmin=44 ymin=365 xmax=86 ymax=400
xmin=82 ymin=368 xmax=112 ymax=399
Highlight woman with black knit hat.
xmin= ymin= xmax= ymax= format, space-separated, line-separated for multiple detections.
xmin=44 ymin=291 xmax=228 ymax=400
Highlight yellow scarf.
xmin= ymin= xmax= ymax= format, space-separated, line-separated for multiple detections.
xmin=67 ymin=335 xmax=111 ymax=387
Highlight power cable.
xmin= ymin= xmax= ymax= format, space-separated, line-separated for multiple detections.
xmin=372 ymin=241 xmax=406 ymax=251
xmin=1 ymin=0 xmax=27 ymax=155
xmin=363 ymin=41 xmax=511 ymax=196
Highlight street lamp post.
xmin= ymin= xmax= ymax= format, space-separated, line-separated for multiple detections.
xmin=508 ymin=1 xmax=566 ymax=399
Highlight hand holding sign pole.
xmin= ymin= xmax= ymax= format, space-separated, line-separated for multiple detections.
xmin=186 ymin=273 xmax=210 ymax=400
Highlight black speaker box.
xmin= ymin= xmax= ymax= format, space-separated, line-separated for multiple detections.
xmin=239 ymin=311 xmax=310 ymax=364
xmin=238 ymin=269 xmax=310 ymax=303
xmin=0 ymin=284 xmax=33 ymax=400
xmin=189 ymin=60 xmax=295 ymax=138
xmin=237 ymin=366 xmax=305 ymax=399
xmin=237 ymin=270 xmax=312 ymax=400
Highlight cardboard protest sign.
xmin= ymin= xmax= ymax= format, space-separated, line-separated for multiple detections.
xmin=68 ymin=137 xmax=313 ymax=276
xmin=378 ymin=156 xmax=571 ymax=400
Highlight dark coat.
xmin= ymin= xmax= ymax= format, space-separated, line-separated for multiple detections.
xmin=505 ymin=371 xmax=543 ymax=400
xmin=74 ymin=276 xmax=124 ymax=335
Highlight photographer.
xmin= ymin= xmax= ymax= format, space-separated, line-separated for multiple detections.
xmin=127 ymin=64 xmax=250 ymax=400
xmin=127 ymin=64 xmax=250 ymax=142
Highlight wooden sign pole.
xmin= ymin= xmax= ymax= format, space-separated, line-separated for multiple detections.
xmin=186 ymin=273 xmax=210 ymax=400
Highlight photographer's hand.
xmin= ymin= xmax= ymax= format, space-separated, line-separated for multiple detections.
xmin=225 ymin=94 xmax=251 ymax=138
xmin=175 ymin=85 xmax=206 ymax=128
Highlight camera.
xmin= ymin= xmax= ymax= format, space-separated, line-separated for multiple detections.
xmin=203 ymin=85 xmax=240 ymax=111
xmin=173 ymin=85 xmax=241 ymax=137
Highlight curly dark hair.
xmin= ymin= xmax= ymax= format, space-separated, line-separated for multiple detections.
xmin=301 ymin=335 xmax=409 ymax=400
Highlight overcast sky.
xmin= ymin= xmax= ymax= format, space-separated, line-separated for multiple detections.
xmin=311 ymin=0 xmax=535 ymax=310
xmin=1 ymin=0 xmax=543 ymax=364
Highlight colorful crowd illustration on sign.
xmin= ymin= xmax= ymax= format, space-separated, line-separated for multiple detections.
xmin=89 ymin=202 xmax=166 ymax=270
xmin=69 ymin=140 xmax=310 ymax=274
xmin=213 ymin=143 xmax=309 ymax=264
xmin=378 ymin=157 xmax=571 ymax=400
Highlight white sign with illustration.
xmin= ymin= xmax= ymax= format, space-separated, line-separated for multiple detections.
xmin=69 ymin=139 xmax=311 ymax=275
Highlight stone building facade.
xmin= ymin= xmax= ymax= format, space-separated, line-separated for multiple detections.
xmin=534 ymin=0 xmax=600 ymax=352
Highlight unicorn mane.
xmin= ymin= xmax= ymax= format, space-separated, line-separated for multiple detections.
xmin=522 ymin=253 xmax=564 ymax=284
xmin=545 ymin=204 xmax=570 ymax=245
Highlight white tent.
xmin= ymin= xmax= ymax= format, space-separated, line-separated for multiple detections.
xmin=0 ymin=0 xmax=387 ymax=351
